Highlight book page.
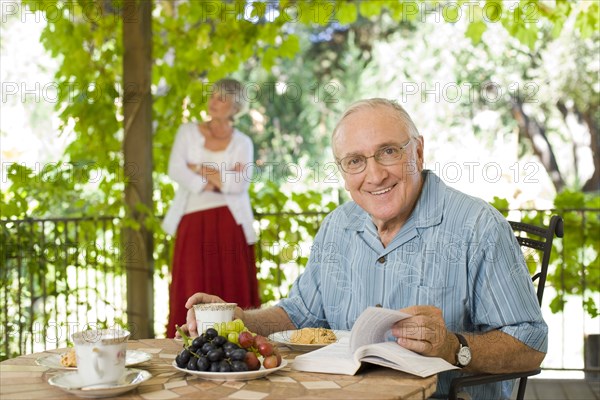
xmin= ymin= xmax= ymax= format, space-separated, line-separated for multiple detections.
xmin=357 ymin=341 xmax=458 ymax=377
xmin=292 ymin=342 xmax=361 ymax=375
xmin=349 ymin=307 xmax=412 ymax=352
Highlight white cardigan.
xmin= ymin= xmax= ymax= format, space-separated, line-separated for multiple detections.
xmin=162 ymin=123 xmax=257 ymax=244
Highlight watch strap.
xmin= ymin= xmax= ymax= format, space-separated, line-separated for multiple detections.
xmin=455 ymin=333 xmax=468 ymax=347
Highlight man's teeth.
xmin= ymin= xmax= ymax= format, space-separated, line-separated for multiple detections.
xmin=371 ymin=187 xmax=393 ymax=195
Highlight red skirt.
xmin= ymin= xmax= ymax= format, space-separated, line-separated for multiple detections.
xmin=166 ymin=206 xmax=260 ymax=338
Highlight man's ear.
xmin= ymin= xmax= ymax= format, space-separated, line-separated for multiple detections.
xmin=415 ymin=136 xmax=425 ymax=171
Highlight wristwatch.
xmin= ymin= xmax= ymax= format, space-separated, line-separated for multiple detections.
xmin=455 ymin=333 xmax=472 ymax=367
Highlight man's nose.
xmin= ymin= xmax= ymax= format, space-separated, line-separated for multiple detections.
xmin=364 ymin=156 xmax=387 ymax=182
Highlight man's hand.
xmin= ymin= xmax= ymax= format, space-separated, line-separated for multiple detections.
xmin=177 ymin=293 xmax=244 ymax=338
xmin=391 ymin=305 xmax=457 ymax=364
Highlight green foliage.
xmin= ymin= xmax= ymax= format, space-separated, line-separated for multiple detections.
xmin=11 ymin=0 xmax=596 ymax=224
xmin=574 ymin=1 xmax=600 ymax=38
xmin=548 ymin=191 xmax=600 ymax=318
xmin=1 ymin=160 xmax=122 ymax=219
xmin=490 ymin=193 xmax=600 ymax=318
xmin=489 ymin=196 xmax=510 ymax=217
xmin=250 ymin=180 xmax=336 ymax=303
xmin=336 ymin=2 xmax=359 ymax=24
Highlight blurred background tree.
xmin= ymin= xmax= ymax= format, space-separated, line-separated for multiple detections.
xmin=1 ymin=0 xmax=598 ymax=328
xmin=4 ymin=0 xmax=597 ymax=220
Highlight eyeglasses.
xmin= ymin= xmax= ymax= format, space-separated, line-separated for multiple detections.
xmin=336 ymin=139 xmax=412 ymax=174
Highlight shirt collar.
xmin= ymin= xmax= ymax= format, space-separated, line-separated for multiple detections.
xmin=411 ymin=169 xmax=445 ymax=229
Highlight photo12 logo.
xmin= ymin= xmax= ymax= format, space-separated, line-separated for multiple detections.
xmin=398 ymin=1 xmax=539 ymax=24
xmin=1 ymin=81 xmax=145 ymax=104
xmin=426 ymin=161 xmax=540 ymax=184
xmin=1 ymin=1 xmax=142 ymax=24
xmin=200 ymin=81 xmax=340 ymax=105
xmin=400 ymin=81 xmax=539 ymax=104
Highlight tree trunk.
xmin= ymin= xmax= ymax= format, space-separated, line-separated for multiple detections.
xmin=581 ymin=109 xmax=600 ymax=193
xmin=556 ymin=101 xmax=579 ymax=181
xmin=557 ymin=101 xmax=600 ymax=193
xmin=123 ymin=0 xmax=154 ymax=339
xmin=511 ymin=99 xmax=566 ymax=192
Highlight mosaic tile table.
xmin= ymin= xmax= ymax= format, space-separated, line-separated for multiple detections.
xmin=0 ymin=338 xmax=437 ymax=399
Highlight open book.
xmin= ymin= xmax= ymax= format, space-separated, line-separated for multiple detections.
xmin=292 ymin=307 xmax=458 ymax=377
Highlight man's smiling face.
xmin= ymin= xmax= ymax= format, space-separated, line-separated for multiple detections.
xmin=333 ymin=104 xmax=424 ymax=231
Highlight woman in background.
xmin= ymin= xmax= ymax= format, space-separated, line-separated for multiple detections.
xmin=163 ymin=79 xmax=260 ymax=337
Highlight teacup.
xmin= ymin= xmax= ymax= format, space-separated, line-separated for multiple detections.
xmin=72 ymin=328 xmax=130 ymax=386
xmin=193 ymin=302 xmax=237 ymax=333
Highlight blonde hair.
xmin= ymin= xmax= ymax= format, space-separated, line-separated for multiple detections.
xmin=213 ymin=78 xmax=246 ymax=116
xmin=332 ymin=99 xmax=421 ymax=149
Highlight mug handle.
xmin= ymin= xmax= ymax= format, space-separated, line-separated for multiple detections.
xmin=92 ymin=347 xmax=103 ymax=378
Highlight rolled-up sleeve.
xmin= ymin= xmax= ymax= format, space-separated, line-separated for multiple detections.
xmin=278 ymin=219 xmax=330 ymax=329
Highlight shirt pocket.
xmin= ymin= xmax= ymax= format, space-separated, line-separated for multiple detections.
xmin=407 ymin=285 xmax=456 ymax=306
xmin=390 ymin=251 xmax=461 ymax=306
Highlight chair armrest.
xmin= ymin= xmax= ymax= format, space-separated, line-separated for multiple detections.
xmin=448 ymin=369 xmax=541 ymax=400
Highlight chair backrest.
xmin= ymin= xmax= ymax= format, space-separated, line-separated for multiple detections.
xmin=508 ymin=215 xmax=564 ymax=305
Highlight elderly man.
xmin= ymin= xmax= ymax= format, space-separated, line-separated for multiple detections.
xmin=183 ymin=98 xmax=547 ymax=399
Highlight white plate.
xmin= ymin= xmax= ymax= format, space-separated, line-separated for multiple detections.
xmin=36 ymin=350 xmax=152 ymax=370
xmin=171 ymin=359 xmax=287 ymax=381
xmin=47 ymin=368 xmax=152 ymax=398
xmin=268 ymin=330 xmax=348 ymax=352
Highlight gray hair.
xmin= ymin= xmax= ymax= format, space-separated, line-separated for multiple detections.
xmin=332 ymin=98 xmax=421 ymax=147
xmin=213 ymin=78 xmax=246 ymax=116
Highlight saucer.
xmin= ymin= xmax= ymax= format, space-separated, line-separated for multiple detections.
xmin=47 ymin=368 xmax=152 ymax=398
xmin=37 ymin=350 xmax=152 ymax=369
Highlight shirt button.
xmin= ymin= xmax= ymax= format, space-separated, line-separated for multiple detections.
xmin=377 ymin=256 xmax=385 ymax=264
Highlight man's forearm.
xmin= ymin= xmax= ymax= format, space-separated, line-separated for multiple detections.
xmin=462 ymin=330 xmax=545 ymax=374
xmin=235 ymin=306 xmax=296 ymax=337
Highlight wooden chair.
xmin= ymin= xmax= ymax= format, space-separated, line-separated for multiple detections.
xmin=448 ymin=215 xmax=564 ymax=400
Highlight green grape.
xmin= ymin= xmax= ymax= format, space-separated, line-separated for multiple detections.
xmin=226 ymin=321 xmax=236 ymax=333
xmin=220 ymin=322 xmax=228 ymax=336
xmin=232 ymin=319 xmax=245 ymax=333
xmin=227 ymin=332 xmax=239 ymax=344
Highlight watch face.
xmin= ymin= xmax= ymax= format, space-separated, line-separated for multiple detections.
xmin=458 ymin=347 xmax=472 ymax=366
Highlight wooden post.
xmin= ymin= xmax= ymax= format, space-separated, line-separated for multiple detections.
xmin=122 ymin=0 xmax=154 ymax=339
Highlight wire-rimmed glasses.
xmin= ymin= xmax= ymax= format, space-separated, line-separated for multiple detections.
xmin=336 ymin=139 xmax=412 ymax=174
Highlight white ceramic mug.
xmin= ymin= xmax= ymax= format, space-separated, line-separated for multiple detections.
xmin=193 ymin=303 xmax=236 ymax=333
xmin=72 ymin=328 xmax=130 ymax=386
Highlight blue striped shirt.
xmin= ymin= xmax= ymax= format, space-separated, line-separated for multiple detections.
xmin=278 ymin=170 xmax=548 ymax=399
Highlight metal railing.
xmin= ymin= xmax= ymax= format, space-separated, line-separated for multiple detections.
xmin=1 ymin=208 xmax=598 ymax=378
xmin=0 ymin=211 xmax=330 ymax=360
xmin=0 ymin=216 xmax=126 ymax=360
